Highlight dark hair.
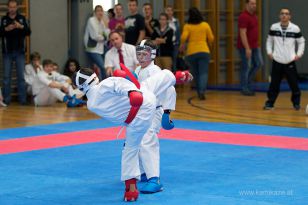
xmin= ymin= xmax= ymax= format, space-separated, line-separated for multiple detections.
xmin=165 ymin=5 xmax=173 ymax=9
xmin=159 ymin=12 xmax=168 ymax=20
xmin=30 ymin=52 xmax=41 ymax=61
xmin=75 ymin=68 xmax=94 ymax=86
xmin=42 ymin=59 xmax=53 ymax=67
xmin=139 ymin=39 xmax=157 ymax=50
xmin=143 ymin=3 xmax=152 ymax=8
xmin=108 ymin=8 xmax=115 ymax=18
xmin=64 ymin=58 xmax=80 ymax=77
xmin=114 ymin=3 xmax=123 ymax=8
xmin=187 ymin=7 xmax=203 ymax=24
xmin=7 ymin=0 xmax=18 ymax=6
xmin=128 ymin=0 xmax=138 ymax=5
xmin=109 ymin=30 xmax=123 ymax=39
xmin=280 ymin=8 xmax=291 ymax=14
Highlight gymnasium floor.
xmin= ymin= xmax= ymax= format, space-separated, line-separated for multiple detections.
xmin=1 ymin=90 xmax=308 ymax=205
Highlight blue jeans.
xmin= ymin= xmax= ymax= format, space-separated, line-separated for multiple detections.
xmin=2 ymin=52 xmax=27 ymax=104
xmin=86 ymin=52 xmax=106 ymax=80
xmin=238 ymin=48 xmax=263 ymax=91
xmin=185 ymin=52 xmax=210 ymax=95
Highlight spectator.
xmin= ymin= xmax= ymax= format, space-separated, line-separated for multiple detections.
xmin=180 ymin=7 xmax=214 ymax=100
xmin=52 ymin=62 xmax=60 ymax=72
xmin=24 ymin=51 xmax=42 ymax=95
xmin=63 ymin=58 xmax=81 ymax=82
xmin=237 ymin=0 xmax=263 ymax=96
xmin=125 ymin=0 xmax=145 ymax=45
xmin=143 ymin=3 xmax=159 ymax=39
xmin=109 ymin=3 xmax=125 ymax=36
xmin=0 ymin=0 xmax=31 ymax=105
xmin=151 ymin=13 xmax=174 ymax=70
xmin=165 ymin=5 xmax=180 ymax=71
xmin=84 ymin=5 xmax=110 ymax=80
xmin=107 ymin=8 xmax=115 ymax=22
xmin=104 ymin=31 xmax=139 ymax=76
xmin=32 ymin=59 xmax=84 ymax=107
xmin=264 ymin=8 xmax=305 ymax=110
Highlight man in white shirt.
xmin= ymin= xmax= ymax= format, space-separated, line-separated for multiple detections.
xmin=264 ymin=8 xmax=305 ymax=110
xmin=32 ymin=59 xmax=84 ymax=107
xmin=104 ymin=31 xmax=139 ymax=76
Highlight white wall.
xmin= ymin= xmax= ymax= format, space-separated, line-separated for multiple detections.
xmin=30 ymin=0 xmax=68 ymax=70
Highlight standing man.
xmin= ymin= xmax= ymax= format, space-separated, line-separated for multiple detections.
xmin=125 ymin=0 xmax=145 ymax=45
xmin=104 ymin=31 xmax=139 ymax=76
xmin=0 ymin=0 xmax=31 ymax=105
xmin=142 ymin=3 xmax=159 ymax=39
xmin=237 ymin=0 xmax=262 ymax=96
xmin=165 ymin=5 xmax=180 ymax=72
xmin=264 ymin=8 xmax=305 ymax=110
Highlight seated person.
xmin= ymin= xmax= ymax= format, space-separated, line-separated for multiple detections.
xmin=24 ymin=52 xmax=43 ymax=95
xmin=32 ymin=59 xmax=85 ymax=107
xmin=63 ymin=58 xmax=81 ymax=83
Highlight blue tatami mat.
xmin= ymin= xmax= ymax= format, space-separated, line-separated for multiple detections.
xmin=1 ymin=139 xmax=308 ymax=205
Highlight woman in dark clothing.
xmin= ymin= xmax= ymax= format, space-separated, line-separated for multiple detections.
xmin=151 ymin=13 xmax=174 ymax=70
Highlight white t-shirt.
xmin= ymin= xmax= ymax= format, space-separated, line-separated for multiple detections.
xmin=104 ymin=43 xmax=139 ymax=72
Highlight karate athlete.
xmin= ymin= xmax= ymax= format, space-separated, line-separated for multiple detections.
xmin=75 ymin=65 xmax=192 ymax=202
xmin=134 ymin=39 xmax=177 ymax=194
xmin=32 ymin=59 xmax=85 ymax=107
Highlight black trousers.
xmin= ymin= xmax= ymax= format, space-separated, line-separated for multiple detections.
xmin=266 ymin=60 xmax=301 ymax=106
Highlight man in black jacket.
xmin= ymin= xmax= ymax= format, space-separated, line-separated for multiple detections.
xmin=0 ymin=0 xmax=31 ymax=105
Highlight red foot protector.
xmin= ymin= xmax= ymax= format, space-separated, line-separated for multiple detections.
xmin=124 ymin=178 xmax=139 ymax=202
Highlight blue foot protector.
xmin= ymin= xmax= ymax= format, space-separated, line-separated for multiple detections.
xmin=140 ymin=173 xmax=147 ymax=182
xmin=67 ymin=95 xmax=86 ymax=107
xmin=140 ymin=177 xmax=163 ymax=194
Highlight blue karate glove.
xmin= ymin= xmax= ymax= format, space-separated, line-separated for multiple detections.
xmin=161 ymin=110 xmax=174 ymax=130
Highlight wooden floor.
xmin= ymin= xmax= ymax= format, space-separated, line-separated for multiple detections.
xmin=1 ymin=86 xmax=308 ymax=129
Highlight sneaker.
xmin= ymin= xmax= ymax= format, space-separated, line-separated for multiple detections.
xmin=0 ymin=101 xmax=7 ymax=107
xmin=263 ymin=102 xmax=274 ymax=110
xmin=293 ymin=104 xmax=300 ymax=111
xmin=241 ymin=90 xmax=255 ymax=96
xmin=198 ymin=93 xmax=206 ymax=100
xmin=140 ymin=177 xmax=163 ymax=194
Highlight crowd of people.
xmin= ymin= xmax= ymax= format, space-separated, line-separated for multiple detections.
xmin=0 ymin=0 xmax=306 ymax=111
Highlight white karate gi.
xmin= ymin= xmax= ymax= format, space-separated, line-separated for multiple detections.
xmin=85 ymin=69 xmax=176 ymax=181
xmin=135 ymin=61 xmax=176 ymax=179
xmin=32 ymin=70 xmax=80 ymax=106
